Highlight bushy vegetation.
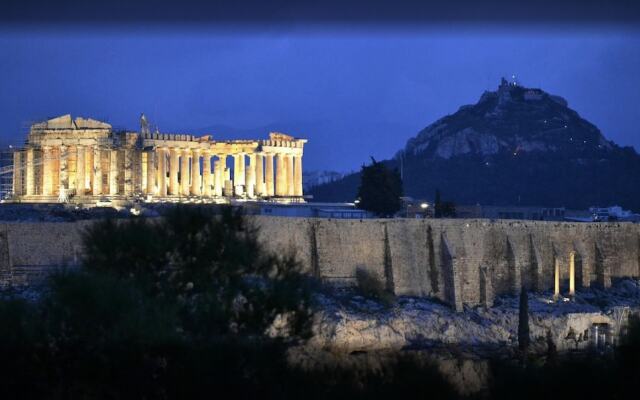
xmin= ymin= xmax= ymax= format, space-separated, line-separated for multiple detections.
xmin=356 ymin=157 xmax=403 ymax=217
xmin=82 ymin=206 xmax=315 ymax=339
xmin=355 ymin=267 xmax=395 ymax=306
xmin=1 ymin=206 xmax=639 ymax=398
xmin=0 ymin=206 xmax=320 ymax=398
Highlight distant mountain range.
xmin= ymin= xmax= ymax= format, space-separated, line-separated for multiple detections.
xmin=310 ymin=79 xmax=640 ymax=211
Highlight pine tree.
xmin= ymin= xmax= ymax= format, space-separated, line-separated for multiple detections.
xmin=356 ymin=158 xmax=403 ymax=217
xmin=434 ymin=189 xmax=442 ymax=218
xmin=518 ymin=286 xmax=530 ymax=354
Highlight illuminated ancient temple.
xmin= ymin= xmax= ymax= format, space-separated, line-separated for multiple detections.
xmin=11 ymin=114 xmax=306 ymax=203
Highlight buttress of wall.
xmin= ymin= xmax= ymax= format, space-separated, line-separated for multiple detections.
xmin=312 ymin=219 xmax=386 ymax=285
xmin=385 ymin=220 xmax=428 ymax=296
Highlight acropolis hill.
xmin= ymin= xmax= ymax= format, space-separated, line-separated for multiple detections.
xmin=11 ymin=114 xmax=307 ymax=203
xmin=3 ymin=114 xmax=640 ymax=314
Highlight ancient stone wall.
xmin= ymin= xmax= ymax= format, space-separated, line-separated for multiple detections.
xmin=1 ymin=217 xmax=639 ymax=310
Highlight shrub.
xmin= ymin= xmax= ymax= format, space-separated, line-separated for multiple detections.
xmin=82 ymin=205 xmax=315 ymax=339
xmin=355 ymin=267 xmax=395 ymax=306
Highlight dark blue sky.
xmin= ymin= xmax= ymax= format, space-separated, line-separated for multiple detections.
xmin=1 ymin=26 xmax=639 ymax=172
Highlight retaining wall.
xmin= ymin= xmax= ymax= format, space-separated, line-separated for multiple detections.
xmin=1 ymin=217 xmax=639 ymax=310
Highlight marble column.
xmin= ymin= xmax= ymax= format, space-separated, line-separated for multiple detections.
xmin=42 ymin=146 xmax=53 ymax=196
xmin=76 ymin=146 xmax=85 ymax=195
xmin=246 ymin=153 xmax=256 ymax=198
xmin=275 ymin=153 xmax=286 ymax=196
xmin=255 ymin=153 xmax=264 ymax=197
xmin=235 ymin=153 xmax=246 ymax=186
xmin=146 ymin=150 xmax=156 ymax=195
xmin=109 ymin=149 xmax=118 ymax=195
xmin=92 ymin=147 xmax=102 ymax=196
xmin=294 ymin=155 xmax=303 ymax=197
xmin=85 ymin=149 xmax=92 ymax=192
xmin=265 ymin=153 xmax=274 ymax=196
xmin=191 ymin=149 xmax=201 ymax=196
xmin=124 ymin=149 xmax=133 ymax=195
xmin=233 ymin=153 xmax=245 ymax=196
xmin=26 ymin=148 xmax=35 ymax=196
xmin=202 ymin=151 xmax=212 ymax=197
xmin=213 ymin=156 xmax=224 ymax=197
xmin=286 ymin=154 xmax=294 ymax=196
xmin=12 ymin=151 xmax=22 ymax=196
xmin=554 ymin=257 xmax=560 ymax=300
xmin=169 ymin=148 xmax=179 ymax=195
xmin=223 ymin=179 xmax=233 ymax=197
xmin=59 ymin=145 xmax=68 ymax=196
xmin=157 ymin=148 xmax=167 ymax=197
xmin=181 ymin=149 xmax=190 ymax=196
xmin=569 ymin=252 xmax=576 ymax=297
xmin=141 ymin=152 xmax=148 ymax=193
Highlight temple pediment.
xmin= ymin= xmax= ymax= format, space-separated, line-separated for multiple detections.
xmin=31 ymin=115 xmax=111 ymax=130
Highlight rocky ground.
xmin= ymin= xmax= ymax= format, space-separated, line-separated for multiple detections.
xmin=288 ymin=278 xmax=640 ymax=395
xmin=308 ymin=278 xmax=640 ymax=354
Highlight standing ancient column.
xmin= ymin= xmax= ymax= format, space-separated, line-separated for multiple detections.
xmin=202 ymin=151 xmax=212 ymax=197
xmin=85 ymin=149 xmax=93 ymax=192
xmin=76 ymin=146 xmax=85 ymax=195
xmin=294 ymin=155 xmax=303 ymax=197
xmin=255 ymin=153 xmax=264 ymax=197
xmin=235 ymin=153 xmax=246 ymax=186
xmin=275 ymin=153 xmax=286 ymax=196
xmin=123 ymin=149 xmax=133 ymax=195
xmin=169 ymin=148 xmax=179 ymax=196
xmin=146 ymin=150 xmax=158 ymax=195
xmin=245 ymin=153 xmax=256 ymax=198
xmin=141 ymin=152 xmax=148 ymax=193
xmin=233 ymin=153 xmax=244 ymax=196
xmin=26 ymin=148 xmax=35 ymax=195
xmin=109 ymin=149 xmax=118 ymax=195
xmin=553 ymin=258 xmax=560 ymax=300
xmin=191 ymin=149 xmax=201 ymax=196
xmin=146 ymin=150 xmax=156 ymax=195
xmin=265 ymin=153 xmax=274 ymax=196
xmin=286 ymin=154 xmax=294 ymax=196
xmin=157 ymin=148 xmax=167 ymax=197
xmin=214 ymin=155 xmax=224 ymax=197
xmin=59 ymin=145 xmax=68 ymax=197
xmin=42 ymin=146 xmax=53 ymax=196
xmin=569 ymin=252 xmax=575 ymax=297
xmin=180 ymin=149 xmax=190 ymax=196
xmin=12 ymin=151 xmax=22 ymax=196
xmin=92 ymin=147 xmax=102 ymax=196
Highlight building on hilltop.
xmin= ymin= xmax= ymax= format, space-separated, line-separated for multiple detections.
xmin=10 ymin=114 xmax=307 ymax=203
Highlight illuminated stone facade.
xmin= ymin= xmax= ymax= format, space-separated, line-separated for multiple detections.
xmin=12 ymin=115 xmax=306 ymax=202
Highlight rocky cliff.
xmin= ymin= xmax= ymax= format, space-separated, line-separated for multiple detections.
xmin=310 ymin=79 xmax=640 ymax=210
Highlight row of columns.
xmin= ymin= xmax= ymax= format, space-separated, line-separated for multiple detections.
xmin=16 ymin=145 xmax=303 ymax=199
xmin=145 ymin=148 xmax=302 ymax=198
xmin=19 ymin=145 xmax=124 ymax=197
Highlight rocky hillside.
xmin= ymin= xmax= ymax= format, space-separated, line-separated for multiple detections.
xmin=310 ymin=79 xmax=640 ymax=210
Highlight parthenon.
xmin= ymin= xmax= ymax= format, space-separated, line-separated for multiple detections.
xmin=11 ymin=115 xmax=306 ymax=203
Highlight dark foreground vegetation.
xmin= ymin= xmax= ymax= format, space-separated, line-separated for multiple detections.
xmin=0 ymin=206 xmax=639 ymax=399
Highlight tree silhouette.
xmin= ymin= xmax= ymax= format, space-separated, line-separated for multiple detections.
xmin=518 ymin=286 xmax=530 ymax=356
xmin=356 ymin=158 xmax=403 ymax=217
xmin=434 ymin=189 xmax=442 ymax=218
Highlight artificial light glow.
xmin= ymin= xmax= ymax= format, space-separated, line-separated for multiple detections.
xmin=420 ymin=203 xmax=428 ymax=209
